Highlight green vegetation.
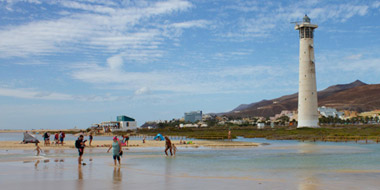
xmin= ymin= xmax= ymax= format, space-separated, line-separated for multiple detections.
xmin=136 ymin=125 xmax=380 ymax=142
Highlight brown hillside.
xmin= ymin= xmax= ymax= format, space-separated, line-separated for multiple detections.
xmin=225 ymin=80 xmax=380 ymax=118
xmin=320 ymin=84 xmax=380 ymax=112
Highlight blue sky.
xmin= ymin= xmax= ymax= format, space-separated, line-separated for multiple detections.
xmin=0 ymin=0 xmax=380 ymax=129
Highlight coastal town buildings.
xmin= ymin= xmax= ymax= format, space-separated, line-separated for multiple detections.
xmin=184 ymin=110 xmax=203 ymax=123
xmin=342 ymin=110 xmax=359 ymax=119
xmin=359 ymin=110 xmax=380 ymax=118
xmin=270 ymin=110 xmax=296 ymax=121
xmin=179 ymin=123 xmax=208 ymax=128
xmin=318 ymin=106 xmax=344 ymax=119
xmin=92 ymin=115 xmax=137 ymax=132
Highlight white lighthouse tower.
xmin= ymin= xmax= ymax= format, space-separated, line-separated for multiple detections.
xmin=295 ymin=15 xmax=319 ymax=128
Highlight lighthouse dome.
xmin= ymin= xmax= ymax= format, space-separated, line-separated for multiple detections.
xmin=303 ymin=15 xmax=311 ymax=23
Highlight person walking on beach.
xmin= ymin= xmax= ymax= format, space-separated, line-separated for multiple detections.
xmin=228 ymin=130 xmax=232 ymax=141
xmin=172 ymin=143 xmax=177 ymax=156
xmin=107 ymin=136 xmax=122 ymax=166
xmin=75 ymin=135 xmax=86 ymax=165
xmin=54 ymin=133 xmax=59 ymax=145
xmin=123 ymin=135 xmax=129 ymax=146
xmin=59 ymin=131 xmax=65 ymax=146
xmin=164 ymin=136 xmax=173 ymax=156
xmin=89 ymin=133 xmax=93 ymax=147
xmin=43 ymin=132 xmax=50 ymax=146
xmin=35 ymin=142 xmax=42 ymax=156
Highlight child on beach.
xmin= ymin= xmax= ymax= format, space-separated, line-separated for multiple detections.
xmin=35 ymin=142 xmax=42 ymax=156
xmin=172 ymin=143 xmax=177 ymax=156
xmin=123 ymin=135 xmax=129 ymax=146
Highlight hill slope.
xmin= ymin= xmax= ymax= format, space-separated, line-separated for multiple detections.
xmin=226 ymin=80 xmax=380 ymax=118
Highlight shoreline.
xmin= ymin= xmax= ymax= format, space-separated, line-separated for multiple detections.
xmin=0 ymin=140 xmax=260 ymax=150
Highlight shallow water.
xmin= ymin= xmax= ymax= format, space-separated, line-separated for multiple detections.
xmin=1 ymin=138 xmax=380 ymax=190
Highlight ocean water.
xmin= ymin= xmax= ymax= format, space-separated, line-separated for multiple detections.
xmin=1 ymin=138 xmax=380 ymax=189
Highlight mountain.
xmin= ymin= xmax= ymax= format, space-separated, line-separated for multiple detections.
xmin=225 ymin=80 xmax=380 ymax=118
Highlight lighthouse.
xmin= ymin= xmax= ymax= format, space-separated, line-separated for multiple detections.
xmin=295 ymin=15 xmax=319 ymax=128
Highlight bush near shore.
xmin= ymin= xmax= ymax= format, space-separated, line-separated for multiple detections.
xmin=136 ymin=125 xmax=380 ymax=142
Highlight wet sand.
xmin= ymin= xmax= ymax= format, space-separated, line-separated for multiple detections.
xmin=2 ymin=138 xmax=380 ymax=190
xmin=1 ymin=147 xmax=380 ymax=190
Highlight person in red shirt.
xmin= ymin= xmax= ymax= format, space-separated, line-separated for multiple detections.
xmin=60 ymin=131 xmax=66 ymax=146
xmin=54 ymin=133 xmax=59 ymax=145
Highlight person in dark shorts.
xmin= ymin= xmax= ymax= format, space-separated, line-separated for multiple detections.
xmin=75 ymin=135 xmax=86 ymax=165
xmin=107 ymin=136 xmax=122 ymax=166
xmin=59 ymin=131 xmax=65 ymax=146
xmin=164 ymin=136 xmax=173 ymax=156
xmin=43 ymin=132 xmax=50 ymax=146
xmin=89 ymin=133 xmax=93 ymax=147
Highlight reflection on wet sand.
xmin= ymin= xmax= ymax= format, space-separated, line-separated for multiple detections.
xmin=165 ymin=157 xmax=173 ymax=187
xmin=76 ymin=166 xmax=83 ymax=190
xmin=298 ymin=143 xmax=320 ymax=190
xmin=298 ymin=175 xmax=319 ymax=190
xmin=34 ymin=160 xmax=40 ymax=168
xmin=113 ymin=167 xmax=122 ymax=190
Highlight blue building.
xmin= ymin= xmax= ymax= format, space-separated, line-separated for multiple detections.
xmin=184 ymin=111 xmax=202 ymax=123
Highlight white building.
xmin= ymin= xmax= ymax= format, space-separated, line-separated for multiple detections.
xmin=181 ymin=124 xmax=198 ymax=128
xmin=95 ymin=115 xmax=137 ymax=132
xmin=257 ymin=123 xmax=265 ymax=129
xmin=318 ymin=106 xmax=344 ymax=119
xmin=184 ymin=110 xmax=202 ymax=123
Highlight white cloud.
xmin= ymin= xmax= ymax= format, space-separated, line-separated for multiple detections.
xmin=171 ymin=20 xmax=210 ymax=28
xmin=0 ymin=87 xmax=119 ymax=101
xmin=134 ymin=87 xmax=150 ymax=96
xmin=12 ymin=61 xmax=48 ymax=65
xmin=0 ymin=87 xmax=73 ymax=100
xmin=0 ymin=0 xmax=194 ymax=59
xmin=345 ymin=54 xmax=363 ymax=60
xmin=317 ymin=48 xmax=380 ymax=84
xmin=373 ymin=1 xmax=380 ymax=8
xmin=219 ymin=1 xmax=372 ymax=39
xmin=71 ymin=60 xmax=292 ymax=95
xmin=60 ymin=1 xmax=116 ymax=14
xmin=107 ymin=55 xmax=123 ymax=69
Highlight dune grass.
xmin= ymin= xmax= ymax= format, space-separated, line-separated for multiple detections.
xmin=136 ymin=125 xmax=380 ymax=142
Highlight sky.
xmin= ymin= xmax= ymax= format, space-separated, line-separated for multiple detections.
xmin=0 ymin=0 xmax=380 ymax=130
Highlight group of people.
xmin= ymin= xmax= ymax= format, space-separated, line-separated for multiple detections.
xmin=42 ymin=131 xmax=66 ymax=146
xmin=74 ymin=135 xmax=177 ymax=166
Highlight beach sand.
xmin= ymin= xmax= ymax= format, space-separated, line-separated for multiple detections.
xmin=0 ymin=139 xmax=260 ymax=150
